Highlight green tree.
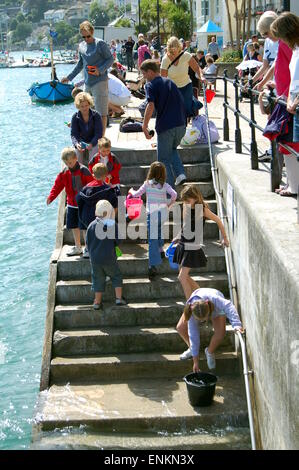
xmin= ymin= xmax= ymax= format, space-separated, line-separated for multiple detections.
xmin=167 ymin=0 xmax=191 ymax=39
xmin=54 ymin=21 xmax=77 ymax=47
xmin=16 ymin=12 xmax=26 ymax=23
xmin=9 ymin=18 xmax=18 ymax=31
xmin=89 ymin=1 xmax=110 ymax=26
xmin=116 ymin=18 xmax=132 ymax=28
xmin=13 ymin=22 xmax=33 ymax=42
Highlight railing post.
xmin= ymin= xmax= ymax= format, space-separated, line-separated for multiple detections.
xmin=223 ymin=69 xmax=230 ymax=141
xmin=248 ymin=75 xmax=259 ymax=170
xmin=233 ymin=73 xmax=242 ymax=153
xmin=268 ymin=88 xmax=281 ymax=192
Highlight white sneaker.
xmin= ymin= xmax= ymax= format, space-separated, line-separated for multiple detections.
xmin=180 ymin=348 xmax=192 ymax=360
xmin=205 ymin=347 xmax=216 ymax=369
xmin=83 ymin=247 xmax=89 ymax=258
xmin=66 ymin=246 xmax=82 ymax=256
xmin=175 ymin=174 xmax=187 ymax=186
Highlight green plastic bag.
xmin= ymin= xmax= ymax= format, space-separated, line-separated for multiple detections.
xmin=115 ymin=246 xmax=122 ymax=258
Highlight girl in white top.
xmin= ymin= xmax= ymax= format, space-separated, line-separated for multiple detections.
xmin=129 ymin=162 xmax=177 ymax=280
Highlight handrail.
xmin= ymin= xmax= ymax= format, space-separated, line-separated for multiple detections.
xmin=202 ymin=80 xmax=257 ymax=450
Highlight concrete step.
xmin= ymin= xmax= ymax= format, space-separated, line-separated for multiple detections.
xmin=54 ymin=299 xmax=186 ymax=330
xmin=55 ymin=273 xmax=228 ymax=304
xmin=119 ymin=163 xmax=211 ymax=184
xmin=33 ymin=375 xmax=249 ymax=433
xmin=31 ymin=426 xmax=251 ymax=450
xmin=50 ymin=352 xmax=240 ymax=384
xmin=120 ymin=180 xmax=215 ymax=199
xmin=52 ymin=325 xmax=234 ymax=357
xmin=63 ymin=219 xmax=220 ymax=245
xmin=57 ymin=241 xmax=226 ymax=280
xmin=113 ymin=145 xmax=213 ymax=166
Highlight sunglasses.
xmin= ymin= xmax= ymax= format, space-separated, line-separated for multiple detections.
xmin=82 ymin=35 xmax=92 ymax=39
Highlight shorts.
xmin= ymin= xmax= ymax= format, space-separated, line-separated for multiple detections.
xmin=91 ymin=260 xmax=123 ymax=292
xmin=108 ymin=93 xmax=131 ymax=107
xmin=85 ymin=80 xmax=108 ymax=117
xmin=212 ymin=310 xmax=226 ymax=320
xmin=66 ymin=206 xmax=85 ymax=230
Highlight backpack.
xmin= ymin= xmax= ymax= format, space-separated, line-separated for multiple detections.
xmin=143 ymin=50 xmax=151 ymax=60
xmin=138 ymin=99 xmax=157 ymax=118
xmin=192 ymin=115 xmax=220 ymax=144
xmin=119 ymin=117 xmax=143 ymax=133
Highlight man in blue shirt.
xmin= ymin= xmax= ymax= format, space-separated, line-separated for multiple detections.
xmin=61 ymin=21 xmax=114 ymax=135
xmin=140 ymin=60 xmax=187 ymax=188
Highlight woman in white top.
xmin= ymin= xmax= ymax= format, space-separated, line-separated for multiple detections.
xmin=161 ymin=36 xmax=203 ymax=118
xmin=271 ymin=12 xmax=299 ymax=197
xmin=108 ymin=71 xmax=131 ymax=117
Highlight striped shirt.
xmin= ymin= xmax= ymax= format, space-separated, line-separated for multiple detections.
xmin=130 ymin=180 xmax=177 ymax=214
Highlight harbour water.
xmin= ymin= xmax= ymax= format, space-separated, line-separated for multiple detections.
xmin=0 ymin=52 xmax=77 ymax=449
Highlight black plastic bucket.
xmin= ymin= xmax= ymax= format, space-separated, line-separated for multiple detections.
xmin=184 ymin=372 xmax=218 ymax=407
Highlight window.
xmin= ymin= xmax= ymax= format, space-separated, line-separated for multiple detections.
xmin=201 ymin=0 xmax=209 ymax=18
xmin=216 ymin=0 xmax=220 ymax=15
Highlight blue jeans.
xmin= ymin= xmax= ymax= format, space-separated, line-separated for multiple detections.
xmin=147 ymin=212 xmax=164 ymax=268
xmin=157 ymin=125 xmax=186 ymax=188
xmin=294 ymin=111 xmax=299 ymax=142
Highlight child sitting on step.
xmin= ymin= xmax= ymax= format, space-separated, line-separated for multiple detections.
xmin=89 ymin=137 xmax=122 ymax=196
xmin=172 ymin=184 xmax=230 ymax=361
xmin=129 ymin=162 xmax=177 ymax=280
xmin=86 ymin=200 xmax=126 ymax=310
xmin=46 ymin=147 xmax=93 ymax=257
xmin=183 ymin=287 xmax=243 ymax=371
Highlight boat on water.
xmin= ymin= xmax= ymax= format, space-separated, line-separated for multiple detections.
xmin=28 ymin=30 xmax=74 ymax=104
xmin=28 ymin=80 xmax=74 ymax=104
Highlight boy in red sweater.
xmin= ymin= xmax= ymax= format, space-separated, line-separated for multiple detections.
xmin=47 ymin=147 xmax=93 ymax=256
xmin=89 ymin=137 xmax=122 ymax=196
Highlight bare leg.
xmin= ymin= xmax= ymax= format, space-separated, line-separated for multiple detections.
xmin=72 ymin=228 xmax=81 ymax=247
xmin=178 ymin=266 xmax=193 ymax=300
xmin=189 ymin=277 xmax=200 ymax=293
xmin=109 ymin=102 xmax=123 ymax=114
xmin=176 ymin=312 xmax=189 ymax=347
xmin=102 ymin=115 xmax=108 ymax=136
xmin=115 ymin=287 xmax=122 ymax=299
xmin=94 ymin=292 xmax=103 ymax=304
xmin=208 ymin=316 xmax=226 ymax=354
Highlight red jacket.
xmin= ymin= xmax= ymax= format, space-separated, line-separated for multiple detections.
xmin=48 ymin=162 xmax=93 ymax=207
xmin=89 ymin=151 xmax=122 ymax=185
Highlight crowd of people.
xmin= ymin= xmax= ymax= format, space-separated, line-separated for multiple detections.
xmin=46 ymin=11 xmax=298 ymax=372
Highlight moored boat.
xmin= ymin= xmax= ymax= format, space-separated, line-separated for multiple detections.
xmin=28 ymin=80 xmax=74 ymax=104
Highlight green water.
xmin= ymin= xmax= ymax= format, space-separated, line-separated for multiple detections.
xmin=0 ymin=53 xmax=77 ymax=449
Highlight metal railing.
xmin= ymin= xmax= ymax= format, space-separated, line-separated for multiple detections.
xmin=222 ymin=69 xmax=299 ymax=193
xmin=202 ymin=81 xmax=257 ymax=450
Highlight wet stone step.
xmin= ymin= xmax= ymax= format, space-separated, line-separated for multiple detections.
xmin=50 ymin=352 xmax=240 ymax=384
xmin=57 ymin=242 xmax=226 ymax=280
xmin=52 ymin=325 xmax=234 ymax=357
xmin=31 ymin=426 xmax=251 ymax=450
xmin=33 ymin=375 xmax=249 ymax=433
xmin=55 ymin=273 xmax=229 ymax=304
xmin=119 ymin=163 xmax=211 ymax=184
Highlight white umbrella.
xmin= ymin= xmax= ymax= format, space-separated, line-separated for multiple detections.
xmin=236 ymin=60 xmax=263 ymax=71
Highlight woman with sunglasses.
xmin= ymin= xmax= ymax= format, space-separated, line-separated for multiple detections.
xmin=62 ymin=21 xmax=114 ymax=136
xmin=182 ymin=288 xmax=244 ymax=373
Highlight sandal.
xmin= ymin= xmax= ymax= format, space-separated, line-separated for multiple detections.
xmin=275 ymin=184 xmax=288 ymax=194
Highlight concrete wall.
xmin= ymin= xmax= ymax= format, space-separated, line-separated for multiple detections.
xmin=216 ymin=150 xmax=299 ymax=449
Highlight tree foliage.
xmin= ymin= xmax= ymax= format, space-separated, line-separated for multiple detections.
xmin=54 ymin=21 xmax=77 ymax=46
xmin=139 ymin=0 xmax=191 ymax=39
xmin=13 ymin=22 xmax=32 ymax=42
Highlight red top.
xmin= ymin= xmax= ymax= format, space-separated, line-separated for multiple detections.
xmin=89 ymin=151 xmax=122 ymax=185
xmin=275 ymin=41 xmax=293 ymax=97
xmin=48 ymin=163 xmax=93 ymax=207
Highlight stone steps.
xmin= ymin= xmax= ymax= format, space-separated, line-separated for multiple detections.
xmin=34 ymin=376 xmax=249 ymax=434
xmin=31 ymin=427 xmax=251 ymax=450
xmin=50 ymin=352 xmax=240 ymax=384
xmin=54 ymin=299 xmax=186 ymax=329
xmin=112 ymin=144 xmax=212 ymax=166
xmin=63 ymin=219 xmax=220 ymax=245
xmin=57 ymin=241 xmax=226 ymax=280
xmin=52 ymin=325 xmax=234 ymax=357
xmin=55 ymin=273 xmax=229 ymax=305
xmin=120 ymin=180 xmax=215 ymax=198
xmin=119 ymin=162 xmax=211 ymax=184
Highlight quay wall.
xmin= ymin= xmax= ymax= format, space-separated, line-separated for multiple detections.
xmin=217 ymin=150 xmax=299 ymax=450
